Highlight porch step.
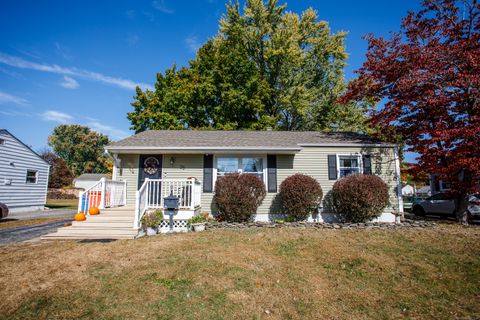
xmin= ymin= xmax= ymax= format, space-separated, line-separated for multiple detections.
xmin=71 ymin=221 xmax=133 ymax=228
xmin=41 ymin=206 xmax=138 ymax=240
xmin=49 ymin=227 xmax=138 ymax=235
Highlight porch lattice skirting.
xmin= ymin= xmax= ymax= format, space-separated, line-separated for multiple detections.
xmin=158 ymin=219 xmax=189 ymax=233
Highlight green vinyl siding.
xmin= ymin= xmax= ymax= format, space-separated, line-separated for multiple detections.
xmin=116 ymin=154 xmax=139 ymax=206
xmin=117 ymin=145 xmax=398 ymax=217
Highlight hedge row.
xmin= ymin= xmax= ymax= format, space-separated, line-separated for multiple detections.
xmin=213 ymin=173 xmax=390 ymax=223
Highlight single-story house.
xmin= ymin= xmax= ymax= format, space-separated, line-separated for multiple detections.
xmin=416 ymin=185 xmax=431 ymax=196
xmin=402 ymin=184 xmax=414 ymax=196
xmin=74 ymin=173 xmax=110 ymax=190
xmin=104 ymin=130 xmax=403 ymax=225
xmin=0 ymin=129 xmax=50 ymax=212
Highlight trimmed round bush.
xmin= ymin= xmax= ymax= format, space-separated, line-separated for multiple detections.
xmin=280 ymin=173 xmax=323 ymax=221
xmin=331 ymin=174 xmax=390 ymax=222
xmin=214 ymin=173 xmax=266 ymax=222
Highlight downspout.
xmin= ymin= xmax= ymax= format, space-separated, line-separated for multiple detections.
xmin=394 ymin=145 xmax=404 ymax=222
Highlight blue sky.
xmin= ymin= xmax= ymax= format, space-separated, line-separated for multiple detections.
xmin=0 ymin=0 xmax=421 ymax=161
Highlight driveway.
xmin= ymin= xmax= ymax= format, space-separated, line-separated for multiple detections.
xmin=0 ymin=219 xmax=72 ymax=245
xmin=0 ymin=208 xmax=76 ymax=245
xmin=7 ymin=208 xmax=76 ymax=220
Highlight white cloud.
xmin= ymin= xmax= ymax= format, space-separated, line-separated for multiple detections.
xmin=152 ymin=0 xmax=174 ymax=14
xmin=0 ymin=91 xmax=28 ymax=106
xmin=127 ymin=33 xmax=140 ymax=46
xmin=0 ymin=110 xmax=31 ymax=117
xmin=61 ymin=76 xmax=79 ymax=89
xmin=88 ymin=120 xmax=129 ymax=140
xmin=185 ymin=35 xmax=201 ymax=53
xmin=41 ymin=110 xmax=73 ymax=123
xmin=54 ymin=42 xmax=73 ymax=61
xmin=0 ymin=52 xmax=153 ymax=91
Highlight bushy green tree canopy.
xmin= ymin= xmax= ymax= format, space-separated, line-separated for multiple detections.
xmin=128 ymin=0 xmax=367 ymax=132
xmin=48 ymin=125 xmax=111 ymax=176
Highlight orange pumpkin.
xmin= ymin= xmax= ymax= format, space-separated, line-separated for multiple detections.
xmin=74 ymin=212 xmax=86 ymax=221
xmin=89 ymin=207 xmax=100 ymax=215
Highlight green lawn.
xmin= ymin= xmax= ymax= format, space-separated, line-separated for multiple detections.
xmin=45 ymin=198 xmax=78 ymax=209
xmin=0 ymin=225 xmax=478 ymax=319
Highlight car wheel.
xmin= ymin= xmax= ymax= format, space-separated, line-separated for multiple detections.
xmin=413 ymin=206 xmax=425 ymax=216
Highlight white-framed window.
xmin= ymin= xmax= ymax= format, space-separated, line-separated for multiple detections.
xmin=439 ymin=180 xmax=451 ymax=191
xmin=214 ymin=156 xmax=266 ymax=186
xmin=337 ymin=155 xmax=362 ymax=178
xmin=26 ymin=170 xmax=38 ymax=184
xmin=0 ymin=138 xmax=5 ymax=145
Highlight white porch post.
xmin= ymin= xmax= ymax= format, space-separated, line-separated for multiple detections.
xmin=134 ymin=190 xmax=140 ymax=229
xmin=190 ymin=178 xmax=196 ymax=210
xmin=394 ymin=146 xmax=404 ymax=221
xmin=123 ymin=180 xmax=127 ymax=206
xmin=78 ymin=191 xmax=84 ymax=213
xmin=99 ymin=177 xmax=107 ymax=209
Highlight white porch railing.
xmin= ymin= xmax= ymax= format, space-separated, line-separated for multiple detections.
xmin=134 ymin=178 xmax=201 ymax=229
xmin=78 ymin=177 xmax=127 ymax=214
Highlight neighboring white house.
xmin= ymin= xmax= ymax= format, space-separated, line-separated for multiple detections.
xmin=402 ymin=184 xmax=414 ymax=196
xmin=0 ymin=129 xmax=50 ymax=212
xmin=416 ymin=185 xmax=431 ymax=196
xmin=74 ymin=173 xmax=109 ymax=190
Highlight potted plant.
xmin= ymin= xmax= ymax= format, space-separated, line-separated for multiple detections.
xmin=188 ymin=214 xmax=207 ymax=232
xmin=141 ymin=209 xmax=163 ymax=236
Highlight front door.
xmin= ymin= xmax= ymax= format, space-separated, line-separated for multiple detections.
xmin=138 ymin=155 xmax=163 ymax=188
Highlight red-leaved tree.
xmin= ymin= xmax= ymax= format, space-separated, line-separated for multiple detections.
xmin=343 ymin=0 xmax=480 ymax=223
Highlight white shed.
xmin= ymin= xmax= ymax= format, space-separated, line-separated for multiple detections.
xmin=402 ymin=184 xmax=414 ymax=196
xmin=0 ymin=129 xmax=50 ymax=212
xmin=74 ymin=173 xmax=109 ymax=190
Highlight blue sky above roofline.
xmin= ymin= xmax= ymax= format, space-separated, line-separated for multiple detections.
xmin=0 ymin=0 xmax=421 ymax=162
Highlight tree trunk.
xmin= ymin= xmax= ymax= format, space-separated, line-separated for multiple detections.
xmin=455 ymin=193 xmax=469 ymax=225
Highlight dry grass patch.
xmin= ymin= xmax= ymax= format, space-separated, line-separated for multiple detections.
xmin=45 ymin=199 xmax=78 ymax=209
xmin=0 ymin=225 xmax=479 ymax=319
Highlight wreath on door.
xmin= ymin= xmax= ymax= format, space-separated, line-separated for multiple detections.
xmin=144 ymin=157 xmax=160 ymax=175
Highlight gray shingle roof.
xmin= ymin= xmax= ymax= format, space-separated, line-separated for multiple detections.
xmin=106 ymin=130 xmax=390 ymax=151
xmin=74 ymin=173 xmax=110 ymax=181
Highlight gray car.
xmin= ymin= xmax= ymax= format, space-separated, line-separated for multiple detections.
xmin=413 ymin=193 xmax=480 ymax=222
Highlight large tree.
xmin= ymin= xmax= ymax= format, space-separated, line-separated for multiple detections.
xmin=344 ymin=0 xmax=480 ymax=222
xmin=48 ymin=125 xmax=112 ymax=176
xmin=128 ymin=0 xmax=368 ymax=132
xmin=39 ymin=149 xmax=74 ymax=188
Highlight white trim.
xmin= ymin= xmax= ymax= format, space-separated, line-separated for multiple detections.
xmin=25 ymin=169 xmax=38 ymax=184
xmin=336 ymin=154 xmax=363 ymax=178
xmin=43 ymin=164 xmax=50 ymax=205
xmin=213 ymin=154 xmax=268 ymax=190
xmin=299 ymin=143 xmax=397 ymax=147
xmin=106 ymin=146 xmax=301 ymax=151
xmin=393 ymin=146 xmax=404 ymax=216
xmin=112 ymin=153 xmax=120 ymax=180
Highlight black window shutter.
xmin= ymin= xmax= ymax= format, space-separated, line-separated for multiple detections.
xmin=328 ymin=155 xmax=337 ymax=180
xmin=267 ymin=155 xmax=277 ymax=193
xmin=363 ymin=155 xmax=372 ymax=175
xmin=203 ymin=154 xmax=213 ymax=193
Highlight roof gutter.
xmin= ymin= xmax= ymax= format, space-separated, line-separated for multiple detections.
xmin=105 ymin=146 xmax=301 ymax=155
xmin=298 ymin=143 xmax=397 ymax=148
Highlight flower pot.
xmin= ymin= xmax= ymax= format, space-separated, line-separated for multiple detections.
xmin=192 ymin=223 xmax=206 ymax=232
xmin=146 ymin=227 xmax=157 ymax=236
